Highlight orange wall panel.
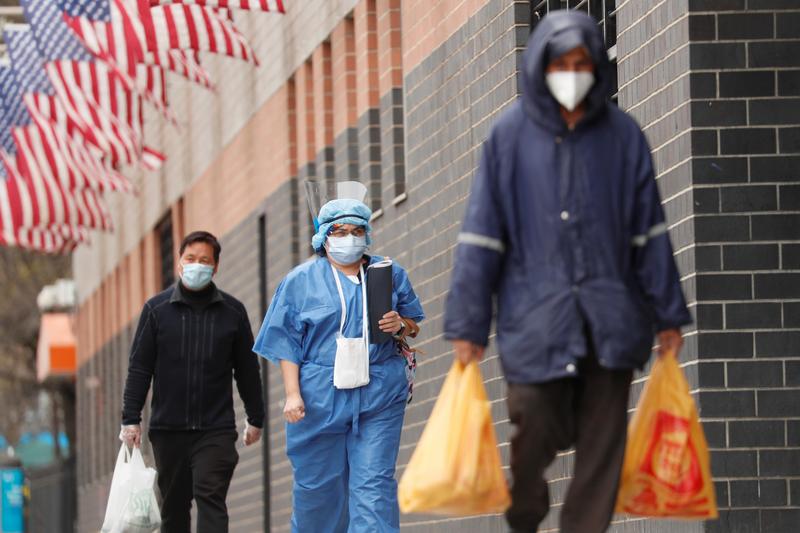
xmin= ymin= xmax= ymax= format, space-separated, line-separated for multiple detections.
xmin=76 ymin=301 xmax=89 ymax=367
xmin=313 ymin=42 xmax=334 ymax=151
xmin=332 ymin=17 xmax=357 ymax=136
xmin=143 ymin=232 xmax=159 ymax=297
xmin=355 ymin=0 xmax=379 ymax=115
xmin=402 ymin=0 xmax=486 ymax=74
xmin=51 ymin=345 xmax=76 ymax=374
xmin=295 ymin=61 xmax=316 ymax=168
xmin=171 ymin=198 xmax=186 ymax=270
xmin=183 ymin=86 xmax=293 ymax=239
xmin=377 ymin=0 xmax=403 ymax=96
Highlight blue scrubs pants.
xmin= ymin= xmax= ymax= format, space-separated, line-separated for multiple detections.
xmin=287 ymin=396 xmax=406 ymax=533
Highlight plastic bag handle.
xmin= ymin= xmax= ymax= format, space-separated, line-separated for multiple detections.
xmin=129 ymin=446 xmax=146 ymax=469
xmin=116 ymin=443 xmax=132 ymax=465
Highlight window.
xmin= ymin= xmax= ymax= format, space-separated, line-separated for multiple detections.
xmin=157 ymin=213 xmax=174 ymax=290
xmin=529 ymin=0 xmax=618 ymax=100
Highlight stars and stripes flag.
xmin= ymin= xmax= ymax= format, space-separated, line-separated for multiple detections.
xmin=62 ymin=0 xmax=259 ymax=76
xmin=0 ymin=1 xmax=277 ymax=252
xmin=3 ymin=25 xmax=115 ymax=233
xmin=0 ymin=88 xmax=86 ymax=252
xmin=61 ymin=0 xmax=216 ymax=90
xmin=150 ymin=0 xmax=285 ymax=11
xmin=142 ymin=2 xmax=259 ymax=64
xmin=22 ymin=0 xmax=164 ymax=171
xmin=0 ymin=147 xmax=93 ymax=251
xmin=5 ymin=25 xmax=130 ymax=195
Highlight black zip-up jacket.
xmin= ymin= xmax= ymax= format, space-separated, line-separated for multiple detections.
xmin=122 ymin=282 xmax=265 ymax=430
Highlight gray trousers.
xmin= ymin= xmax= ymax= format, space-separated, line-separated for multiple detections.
xmin=505 ymin=353 xmax=633 ymax=533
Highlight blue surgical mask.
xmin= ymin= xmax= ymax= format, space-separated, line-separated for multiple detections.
xmin=181 ymin=262 xmax=214 ymax=290
xmin=326 ymin=235 xmax=367 ymax=265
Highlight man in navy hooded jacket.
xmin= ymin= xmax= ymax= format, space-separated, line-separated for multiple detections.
xmin=444 ymin=11 xmax=692 ymax=533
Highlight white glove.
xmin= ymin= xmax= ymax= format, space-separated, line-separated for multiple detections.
xmin=119 ymin=424 xmax=142 ymax=447
xmin=242 ymin=422 xmax=262 ymax=446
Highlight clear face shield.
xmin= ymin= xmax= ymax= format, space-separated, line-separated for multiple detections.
xmin=304 ymin=180 xmax=368 ymax=231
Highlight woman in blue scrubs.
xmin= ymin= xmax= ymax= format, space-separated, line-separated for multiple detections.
xmin=253 ymin=198 xmax=424 ymax=532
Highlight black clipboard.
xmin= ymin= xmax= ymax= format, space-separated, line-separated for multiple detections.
xmin=366 ymin=259 xmax=393 ymax=344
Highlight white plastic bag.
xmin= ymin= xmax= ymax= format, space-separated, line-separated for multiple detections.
xmin=101 ymin=445 xmax=162 ymax=533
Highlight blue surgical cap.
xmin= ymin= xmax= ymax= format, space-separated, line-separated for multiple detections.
xmin=311 ymin=198 xmax=373 ymax=251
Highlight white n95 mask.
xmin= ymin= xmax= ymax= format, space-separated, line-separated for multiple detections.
xmin=545 ymin=71 xmax=595 ymax=112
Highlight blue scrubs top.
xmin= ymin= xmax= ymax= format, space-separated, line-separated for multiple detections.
xmin=253 ymin=254 xmax=424 ymax=394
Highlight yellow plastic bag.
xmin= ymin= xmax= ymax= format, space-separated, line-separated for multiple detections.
xmin=398 ymin=361 xmax=511 ymax=516
xmin=616 ymin=352 xmax=718 ymax=519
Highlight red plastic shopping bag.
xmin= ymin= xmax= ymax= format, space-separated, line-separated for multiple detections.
xmin=616 ymin=352 xmax=718 ymax=519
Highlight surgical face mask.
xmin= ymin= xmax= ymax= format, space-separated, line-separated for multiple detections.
xmin=545 ymin=71 xmax=595 ymax=112
xmin=326 ymin=235 xmax=367 ymax=265
xmin=181 ymin=262 xmax=214 ymax=290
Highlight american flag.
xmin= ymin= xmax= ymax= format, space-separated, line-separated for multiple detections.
xmin=0 ymin=120 xmax=91 ymax=251
xmin=5 ymin=25 xmax=129 ymax=195
xmin=4 ymin=25 xmax=114 ymax=231
xmin=22 ymin=0 xmax=162 ymax=171
xmin=0 ymin=58 xmax=94 ymax=245
xmin=0 ymin=64 xmax=82 ymax=252
xmin=144 ymin=2 xmax=259 ymax=64
xmin=63 ymin=0 xmax=259 ymax=79
xmin=58 ymin=1 xmax=179 ymax=125
xmin=11 ymin=121 xmax=115 ymax=232
xmin=150 ymin=0 xmax=286 ymax=11
xmin=0 ymin=59 xmax=33 ymax=134
xmin=0 ymin=63 xmax=23 ymax=157
xmin=0 ymin=148 xmax=88 ymax=252
xmin=61 ymin=0 xmax=216 ymax=90
xmin=0 ymin=0 xmax=278 ymax=252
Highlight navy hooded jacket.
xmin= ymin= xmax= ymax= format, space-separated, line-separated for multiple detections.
xmin=443 ymin=11 xmax=692 ymax=384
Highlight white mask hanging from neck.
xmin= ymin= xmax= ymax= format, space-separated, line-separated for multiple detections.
xmin=545 ymin=71 xmax=595 ymax=112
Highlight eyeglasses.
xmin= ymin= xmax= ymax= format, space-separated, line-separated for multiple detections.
xmin=329 ymin=226 xmax=366 ymax=238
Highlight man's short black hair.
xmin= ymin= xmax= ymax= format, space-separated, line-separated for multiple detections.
xmin=180 ymin=231 xmax=221 ymax=263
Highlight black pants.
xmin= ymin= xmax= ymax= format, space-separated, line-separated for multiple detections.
xmin=505 ymin=354 xmax=633 ymax=533
xmin=149 ymin=429 xmax=239 ymax=533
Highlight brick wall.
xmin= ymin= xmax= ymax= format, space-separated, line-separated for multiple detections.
xmin=686 ymin=1 xmax=800 ymax=531
xmin=355 ymin=0 xmax=383 ymax=211
xmin=332 ymin=16 xmax=360 ymax=181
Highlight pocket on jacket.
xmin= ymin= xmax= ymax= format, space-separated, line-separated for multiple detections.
xmin=584 ymin=279 xmax=653 ymax=359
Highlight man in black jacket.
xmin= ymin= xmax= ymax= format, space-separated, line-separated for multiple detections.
xmin=119 ymin=231 xmax=265 ymax=533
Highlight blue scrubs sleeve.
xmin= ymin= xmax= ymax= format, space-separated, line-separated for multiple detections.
xmin=393 ymin=264 xmax=425 ymax=322
xmin=253 ymin=280 xmax=304 ymax=365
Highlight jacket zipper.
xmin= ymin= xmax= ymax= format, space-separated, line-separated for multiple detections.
xmin=183 ymin=312 xmax=190 ymax=427
xmin=193 ymin=312 xmax=201 ymax=429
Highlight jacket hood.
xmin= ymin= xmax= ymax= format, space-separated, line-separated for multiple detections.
xmin=521 ymin=11 xmax=614 ymax=132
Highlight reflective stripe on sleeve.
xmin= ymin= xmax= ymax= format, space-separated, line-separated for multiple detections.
xmin=457 ymin=232 xmax=506 ymax=253
xmin=632 ymin=222 xmax=668 ymax=247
